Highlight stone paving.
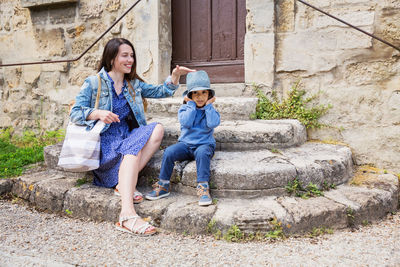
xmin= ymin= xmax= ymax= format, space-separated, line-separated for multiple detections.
xmin=1 ymin=162 xmax=397 ymax=236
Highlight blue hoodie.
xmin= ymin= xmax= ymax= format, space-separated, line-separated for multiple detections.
xmin=178 ymin=101 xmax=220 ymax=146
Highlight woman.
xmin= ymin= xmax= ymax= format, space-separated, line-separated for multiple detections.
xmin=70 ymin=38 xmax=194 ymax=235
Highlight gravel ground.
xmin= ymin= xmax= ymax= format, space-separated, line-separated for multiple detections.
xmin=1 ymin=200 xmax=399 ymax=267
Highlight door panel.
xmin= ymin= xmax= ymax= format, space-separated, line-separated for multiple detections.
xmin=172 ymin=0 xmax=246 ymax=83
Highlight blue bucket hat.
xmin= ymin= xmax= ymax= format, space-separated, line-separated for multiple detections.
xmin=182 ymin=70 xmax=215 ymax=99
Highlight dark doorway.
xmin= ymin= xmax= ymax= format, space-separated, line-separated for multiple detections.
xmin=171 ymin=0 xmax=246 ymax=83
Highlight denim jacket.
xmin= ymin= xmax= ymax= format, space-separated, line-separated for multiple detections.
xmin=70 ymin=67 xmax=179 ymax=133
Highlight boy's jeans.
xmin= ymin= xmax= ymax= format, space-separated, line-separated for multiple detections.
xmin=159 ymin=142 xmax=215 ymax=182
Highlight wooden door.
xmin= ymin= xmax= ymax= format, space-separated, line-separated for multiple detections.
xmin=171 ymin=0 xmax=246 ymax=83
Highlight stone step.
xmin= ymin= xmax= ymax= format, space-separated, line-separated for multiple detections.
xmin=3 ymin=170 xmax=397 ymax=235
xmin=146 ymin=97 xmax=258 ymax=121
xmin=44 ymin=142 xmax=353 ymax=198
xmin=173 ymin=83 xmax=246 ymax=98
xmin=140 ymin=142 xmax=354 ymax=198
xmin=148 ymin=117 xmax=307 ymax=150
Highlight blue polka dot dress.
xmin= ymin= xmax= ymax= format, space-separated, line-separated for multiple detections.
xmin=93 ymin=81 xmax=157 ymax=188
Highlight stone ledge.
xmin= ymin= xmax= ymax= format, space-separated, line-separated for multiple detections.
xmin=21 ymin=0 xmax=78 ymax=8
xmin=3 ymin=170 xmax=398 ymax=235
xmin=140 ymin=143 xmax=353 ymax=196
xmin=44 ymin=142 xmax=353 ymax=197
xmin=149 ymin=117 xmax=307 ymax=150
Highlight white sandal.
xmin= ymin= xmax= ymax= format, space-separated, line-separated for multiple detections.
xmin=114 ymin=188 xmax=144 ymax=204
xmin=115 ymin=215 xmax=156 ymax=236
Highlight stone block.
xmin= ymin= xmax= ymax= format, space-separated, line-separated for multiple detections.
xmin=181 ymin=150 xmax=297 ymax=190
xmin=277 ymin=0 xmax=295 ymax=32
xmin=276 ymin=32 xmax=337 ymax=73
xmin=212 ymin=197 xmax=293 ymax=234
xmin=326 ymin=184 xmax=397 ymax=225
xmin=41 ymin=62 xmax=69 ymax=72
xmin=11 ymin=170 xmax=67 ymax=201
xmin=285 ymin=142 xmax=353 ymax=186
xmin=30 ymin=176 xmax=78 ymax=212
xmin=63 ymin=184 xmax=117 ymax=222
xmin=34 ymin=28 xmax=66 ymax=57
xmin=21 ymin=0 xmax=77 ymax=8
xmin=22 ymin=65 xmax=41 ymax=85
xmin=0 ymin=116 xmax=12 ymax=128
xmin=312 ymin=11 xmax=375 ymax=29
xmin=134 ymin=192 xmax=178 ymax=226
xmin=0 ymin=179 xmax=14 ymax=195
xmin=160 ymin=195 xmax=216 ymax=234
xmin=72 ymin=38 xmax=100 ymax=55
xmin=79 ymin=1 xmax=103 ymax=21
xmin=246 ymin=0 xmax=274 ymax=33
xmin=244 ymin=33 xmax=275 ymax=87
xmin=14 ymin=31 xmax=37 ymax=60
xmin=277 ymin=196 xmax=347 ymax=233
xmin=245 ymin=33 xmax=275 ymax=87
xmin=345 ymin=60 xmax=396 ymax=86
xmin=106 ymin=0 xmax=120 ymax=12
xmin=181 ymin=142 xmax=352 ymax=192
xmin=49 ymin=4 xmax=76 ymax=24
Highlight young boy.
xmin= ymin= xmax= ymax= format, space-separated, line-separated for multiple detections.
xmin=146 ymin=70 xmax=220 ymax=206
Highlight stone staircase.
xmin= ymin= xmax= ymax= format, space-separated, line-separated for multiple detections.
xmin=1 ymin=84 xmax=398 ymax=236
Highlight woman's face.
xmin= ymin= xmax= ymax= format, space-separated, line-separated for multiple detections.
xmin=191 ymin=90 xmax=209 ymax=108
xmin=111 ymin=44 xmax=134 ymax=74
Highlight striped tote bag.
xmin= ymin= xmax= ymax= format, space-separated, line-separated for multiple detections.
xmin=57 ymin=74 xmax=105 ymax=172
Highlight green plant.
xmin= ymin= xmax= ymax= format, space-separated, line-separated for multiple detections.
xmin=362 ymin=220 xmax=369 ymax=226
xmin=0 ymin=128 xmax=64 ymax=179
xmin=346 ymin=207 xmax=355 ymax=227
xmin=285 ymin=178 xmax=336 ymax=199
xmin=285 ymin=178 xmax=305 ymax=197
xmin=270 ymin=148 xmax=281 ymax=154
xmin=209 ymin=181 xmax=217 ymax=189
xmin=207 ymin=219 xmax=222 ymax=240
xmin=251 ymin=82 xmax=332 ymax=129
xmin=307 ymin=227 xmax=334 ymax=237
xmin=265 ymin=218 xmax=285 ymax=239
xmin=65 ymin=209 xmax=72 ymax=215
xmin=212 ymin=198 xmax=218 ymax=205
xmin=322 ymin=181 xmax=336 ymax=190
xmin=305 ymin=183 xmax=324 ymax=198
xmin=223 ymin=225 xmax=244 ymax=242
xmin=75 ymin=177 xmax=88 ymax=187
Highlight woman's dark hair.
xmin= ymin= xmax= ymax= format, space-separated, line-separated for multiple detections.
xmin=98 ymin=38 xmax=143 ymax=82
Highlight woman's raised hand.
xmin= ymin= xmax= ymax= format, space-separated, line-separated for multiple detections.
xmin=89 ymin=110 xmax=120 ymax=124
xmin=171 ymin=65 xmax=196 ymax=84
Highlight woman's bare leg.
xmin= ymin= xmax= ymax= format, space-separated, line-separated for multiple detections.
xmin=137 ymin=123 xmax=164 ymax=171
xmin=118 ymin=152 xmax=154 ymax=231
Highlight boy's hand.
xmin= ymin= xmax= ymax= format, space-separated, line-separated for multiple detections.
xmin=184 ymin=95 xmax=192 ymax=103
xmin=206 ymin=96 xmax=216 ymax=105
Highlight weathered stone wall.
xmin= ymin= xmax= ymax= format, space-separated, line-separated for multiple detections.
xmin=0 ymin=0 xmax=399 ymax=172
xmin=271 ymin=0 xmax=400 ymax=172
xmin=0 ymin=0 xmax=169 ymax=131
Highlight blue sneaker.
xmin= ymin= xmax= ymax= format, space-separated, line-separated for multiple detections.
xmin=197 ymin=183 xmax=212 ymax=206
xmin=145 ymin=181 xmax=170 ymax=200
